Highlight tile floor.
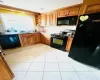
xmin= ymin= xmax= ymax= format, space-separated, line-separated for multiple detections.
xmin=4 ymin=44 xmax=100 ymax=80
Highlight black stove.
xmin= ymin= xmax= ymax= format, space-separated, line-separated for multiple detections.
xmin=50 ymin=33 xmax=68 ymax=51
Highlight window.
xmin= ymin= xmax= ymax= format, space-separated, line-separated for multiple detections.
xmin=1 ymin=14 xmax=34 ymax=32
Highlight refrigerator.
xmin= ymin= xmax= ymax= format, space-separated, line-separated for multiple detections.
xmin=68 ymin=12 xmax=100 ymax=68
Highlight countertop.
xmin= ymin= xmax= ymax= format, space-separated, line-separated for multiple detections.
xmin=0 ymin=32 xmax=40 ymax=35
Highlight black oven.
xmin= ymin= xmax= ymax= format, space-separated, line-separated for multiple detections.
xmin=50 ymin=37 xmax=68 ymax=51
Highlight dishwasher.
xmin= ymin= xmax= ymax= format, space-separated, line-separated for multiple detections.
xmin=0 ymin=34 xmax=21 ymax=49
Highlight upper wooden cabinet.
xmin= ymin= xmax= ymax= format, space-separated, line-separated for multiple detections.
xmin=41 ymin=14 xmax=47 ymax=26
xmin=52 ymin=12 xmax=57 ymax=25
xmin=57 ymin=10 xmax=68 ymax=17
xmin=0 ymin=52 xmax=14 ymax=80
xmin=67 ymin=7 xmax=80 ymax=16
xmin=36 ymin=4 xmax=82 ymax=26
xmin=79 ymin=0 xmax=100 ymax=14
xmin=46 ymin=14 xmax=50 ymax=26
xmin=83 ymin=3 xmax=100 ymax=14
xmin=36 ymin=14 xmax=41 ymax=26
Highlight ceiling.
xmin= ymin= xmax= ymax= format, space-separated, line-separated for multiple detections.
xmin=1 ymin=0 xmax=83 ymax=13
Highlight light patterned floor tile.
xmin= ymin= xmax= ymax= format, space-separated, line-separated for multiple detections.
xmin=28 ymin=63 xmax=44 ymax=71
xmin=24 ymin=72 xmax=43 ymax=80
xmin=43 ymin=72 xmax=61 ymax=80
xmin=61 ymin=72 xmax=80 ymax=80
xmin=44 ymin=63 xmax=59 ymax=71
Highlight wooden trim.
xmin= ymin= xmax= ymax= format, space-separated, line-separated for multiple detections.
xmin=0 ymin=52 xmax=14 ymax=79
xmin=0 ymin=4 xmax=40 ymax=15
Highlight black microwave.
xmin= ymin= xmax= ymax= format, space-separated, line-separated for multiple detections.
xmin=57 ymin=16 xmax=78 ymax=26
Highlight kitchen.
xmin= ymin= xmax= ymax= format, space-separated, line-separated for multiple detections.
xmin=0 ymin=0 xmax=100 ymax=80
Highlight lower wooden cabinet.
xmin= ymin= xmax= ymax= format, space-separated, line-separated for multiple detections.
xmin=0 ymin=52 xmax=14 ymax=80
xmin=35 ymin=33 xmax=41 ymax=44
xmin=40 ymin=33 xmax=51 ymax=45
xmin=19 ymin=33 xmax=41 ymax=46
xmin=66 ymin=37 xmax=73 ymax=52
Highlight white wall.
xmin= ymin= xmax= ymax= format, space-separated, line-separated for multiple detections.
xmin=0 ymin=15 xmax=5 ymax=33
xmin=45 ymin=25 xmax=76 ymax=34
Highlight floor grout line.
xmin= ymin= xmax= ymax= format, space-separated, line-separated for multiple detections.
xmin=57 ymin=56 xmax=62 ymax=80
xmin=42 ymin=46 xmax=47 ymax=80
xmin=71 ymin=63 xmax=81 ymax=80
xmin=22 ymin=59 xmax=34 ymax=80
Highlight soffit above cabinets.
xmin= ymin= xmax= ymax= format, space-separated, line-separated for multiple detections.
xmin=2 ymin=0 xmax=83 ymax=13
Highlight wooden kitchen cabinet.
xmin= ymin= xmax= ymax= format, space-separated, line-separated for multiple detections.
xmin=0 ymin=52 xmax=14 ymax=80
xmin=41 ymin=14 xmax=47 ymax=26
xmin=67 ymin=7 xmax=80 ymax=16
xmin=79 ymin=0 xmax=100 ymax=14
xmin=57 ymin=10 xmax=68 ymax=17
xmin=36 ymin=14 xmax=41 ymax=26
xmin=44 ymin=34 xmax=51 ymax=45
xmin=36 ymin=4 xmax=82 ymax=26
xmin=83 ymin=3 xmax=100 ymax=14
xmin=66 ymin=37 xmax=73 ymax=52
xmin=35 ymin=33 xmax=41 ymax=44
xmin=19 ymin=33 xmax=41 ymax=46
xmin=52 ymin=12 xmax=57 ymax=25
xmin=46 ymin=14 xmax=50 ymax=26
xmin=40 ymin=33 xmax=51 ymax=45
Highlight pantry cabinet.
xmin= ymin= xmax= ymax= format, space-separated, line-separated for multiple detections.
xmin=0 ymin=52 xmax=14 ymax=80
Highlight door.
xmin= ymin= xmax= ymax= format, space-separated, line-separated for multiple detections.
xmin=69 ymin=12 xmax=100 ymax=64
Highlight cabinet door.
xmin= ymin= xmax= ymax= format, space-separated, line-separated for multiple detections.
xmin=35 ymin=33 xmax=40 ymax=44
xmin=52 ymin=12 xmax=57 ymax=25
xmin=27 ymin=35 xmax=34 ymax=45
xmin=83 ymin=4 xmax=100 ymax=14
xmin=44 ymin=34 xmax=51 ymax=45
xmin=22 ymin=36 xmax=28 ymax=46
xmin=68 ymin=7 xmax=80 ymax=16
xmin=36 ymin=15 xmax=41 ymax=26
xmin=41 ymin=14 xmax=46 ymax=26
xmin=40 ymin=34 xmax=45 ymax=43
xmin=46 ymin=14 xmax=50 ymax=26
xmin=0 ymin=53 xmax=14 ymax=80
xmin=49 ymin=14 xmax=53 ymax=25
